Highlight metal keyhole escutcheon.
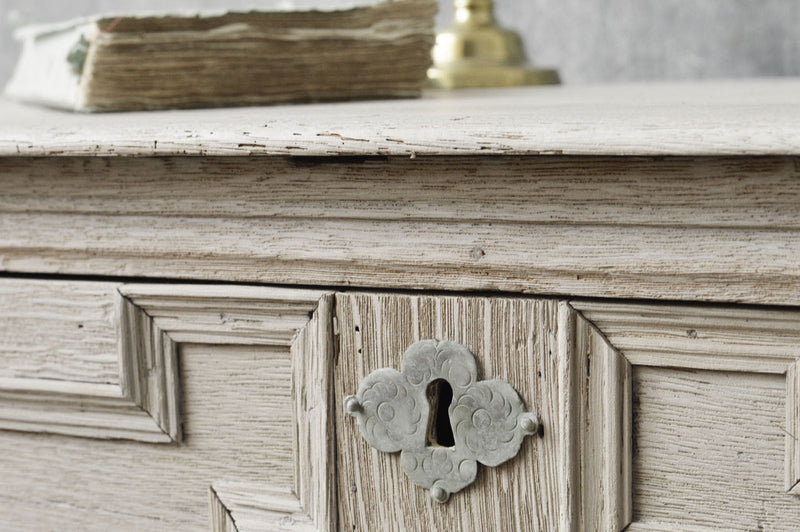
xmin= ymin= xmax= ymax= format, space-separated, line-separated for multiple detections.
xmin=344 ymin=339 xmax=540 ymax=503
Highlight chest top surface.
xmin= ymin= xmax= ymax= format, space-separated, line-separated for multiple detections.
xmin=2 ymin=78 xmax=800 ymax=158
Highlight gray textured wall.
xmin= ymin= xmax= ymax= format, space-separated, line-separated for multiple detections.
xmin=2 ymin=0 xmax=799 ymax=86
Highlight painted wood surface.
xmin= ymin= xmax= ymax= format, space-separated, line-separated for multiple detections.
xmin=632 ymin=368 xmax=795 ymax=530
xmin=570 ymin=300 xmax=800 ymax=530
xmin=0 ymin=344 xmax=294 ymax=531
xmin=291 ymin=294 xmax=337 ymax=531
xmin=0 ymin=279 xmax=179 ymax=442
xmin=2 ymin=79 xmax=800 ymax=156
xmin=0 ymin=281 xmax=329 ymax=442
xmin=2 ymin=156 xmax=800 ymax=306
xmin=0 ymin=278 xmax=119 ymax=384
xmin=334 ymin=293 xmax=566 ymax=532
xmin=3 ymin=156 xmax=799 ymax=228
xmin=5 ymin=283 xmax=800 ymax=529
xmin=571 ymin=310 xmax=632 ymax=531
xmin=210 ymin=482 xmax=318 ymax=532
xmin=0 ymin=281 xmax=336 ymax=531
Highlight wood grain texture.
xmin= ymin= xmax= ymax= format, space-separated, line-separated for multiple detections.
xmin=210 ymin=485 xmax=239 ymax=532
xmin=0 ymin=279 xmax=175 ymax=442
xmin=571 ymin=301 xmax=800 ymax=530
xmin=0 ymin=344 xmax=295 ymax=531
xmin=291 ymin=295 xmax=337 ymax=531
xmin=572 ymin=311 xmax=632 ymax=532
xmin=117 ymin=294 xmax=180 ymax=441
xmin=335 ymin=293 xmax=564 ymax=532
xmin=571 ymin=301 xmax=800 ymax=373
xmin=0 ymin=283 xmax=335 ymax=531
xmin=2 ymin=80 xmax=800 ymax=156
xmin=787 ymin=362 xmax=800 ymax=494
xmin=4 ymin=156 xmax=800 ymax=228
xmin=205 ymin=292 xmax=336 ymax=532
xmin=2 ymin=155 xmax=800 ymax=306
xmin=118 ymin=284 xmax=323 ymax=346
xmin=0 ymin=278 xmax=119 ymax=384
xmin=632 ymin=367 xmax=799 ymax=530
xmin=0 ymin=281 xmax=331 ymax=444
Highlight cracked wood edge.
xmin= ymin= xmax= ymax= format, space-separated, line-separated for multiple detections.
xmin=210 ymin=485 xmax=239 ymax=532
xmin=209 ymin=293 xmax=336 ymax=532
xmin=3 ymin=80 xmax=800 ymax=157
xmin=571 ymin=301 xmax=800 ymax=530
xmin=209 ymin=483 xmax=318 ymax=532
xmin=0 ymin=281 xmax=331 ymax=445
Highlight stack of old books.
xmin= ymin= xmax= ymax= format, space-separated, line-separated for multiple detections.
xmin=4 ymin=0 xmax=437 ymax=112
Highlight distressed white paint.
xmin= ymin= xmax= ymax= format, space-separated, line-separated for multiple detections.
xmin=0 ymin=281 xmax=335 ymax=531
xmin=2 ymin=80 xmax=800 ymax=156
xmin=571 ymin=300 xmax=800 ymax=530
xmin=1 ymin=81 xmax=799 ymax=530
xmin=2 ymin=155 xmax=800 ymax=306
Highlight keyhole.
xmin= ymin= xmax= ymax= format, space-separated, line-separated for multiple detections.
xmin=426 ymin=379 xmax=455 ymax=448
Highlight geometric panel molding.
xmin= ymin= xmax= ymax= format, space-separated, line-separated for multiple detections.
xmin=210 ymin=483 xmax=318 ymax=532
xmin=209 ymin=290 xmax=336 ymax=532
xmin=0 ymin=279 xmax=336 ymax=529
xmin=0 ymin=283 xmax=332 ymax=448
xmin=0 ymin=285 xmax=181 ymax=443
xmin=570 ymin=301 xmax=800 ymax=530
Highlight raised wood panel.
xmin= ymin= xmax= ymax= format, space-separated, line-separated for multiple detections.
xmin=335 ymin=293 xmax=567 ymax=532
xmin=0 ymin=280 xmax=179 ymax=442
xmin=787 ymin=363 xmax=800 ymax=495
xmin=572 ymin=302 xmax=800 ymax=373
xmin=2 ymin=156 xmax=800 ymax=307
xmin=0 ymin=282 xmax=335 ymax=444
xmin=571 ymin=301 xmax=800 ymax=530
xmin=633 ymin=368 xmax=795 ymax=530
xmin=291 ymin=295 xmax=337 ymax=530
xmin=0 ymin=345 xmax=295 ymax=531
xmin=0 ymin=283 xmax=335 ymax=531
xmin=205 ymin=293 xmax=336 ymax=532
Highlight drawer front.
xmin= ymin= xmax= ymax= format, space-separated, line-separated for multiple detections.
xmin=5 ymin=279 xmax=800 ymax=531
xmin=0 ymin=278 xmax=336 ymax=531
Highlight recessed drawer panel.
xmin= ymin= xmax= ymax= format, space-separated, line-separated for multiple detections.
xmin=573 ymin=301 xmax=800 ymax=531
xmin=0 ymin=278 xmax=336 ymax=531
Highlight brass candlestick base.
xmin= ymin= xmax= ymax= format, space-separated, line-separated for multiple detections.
xmin=427 ymin=0 xmax=559 ymax=89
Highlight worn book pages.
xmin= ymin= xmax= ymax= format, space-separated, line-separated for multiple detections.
xmin=4 ymin=0 xmax=437 ymax=112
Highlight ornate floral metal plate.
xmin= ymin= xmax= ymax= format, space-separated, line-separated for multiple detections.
xmin=344 ymin=339 xmax=539 ymax=503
